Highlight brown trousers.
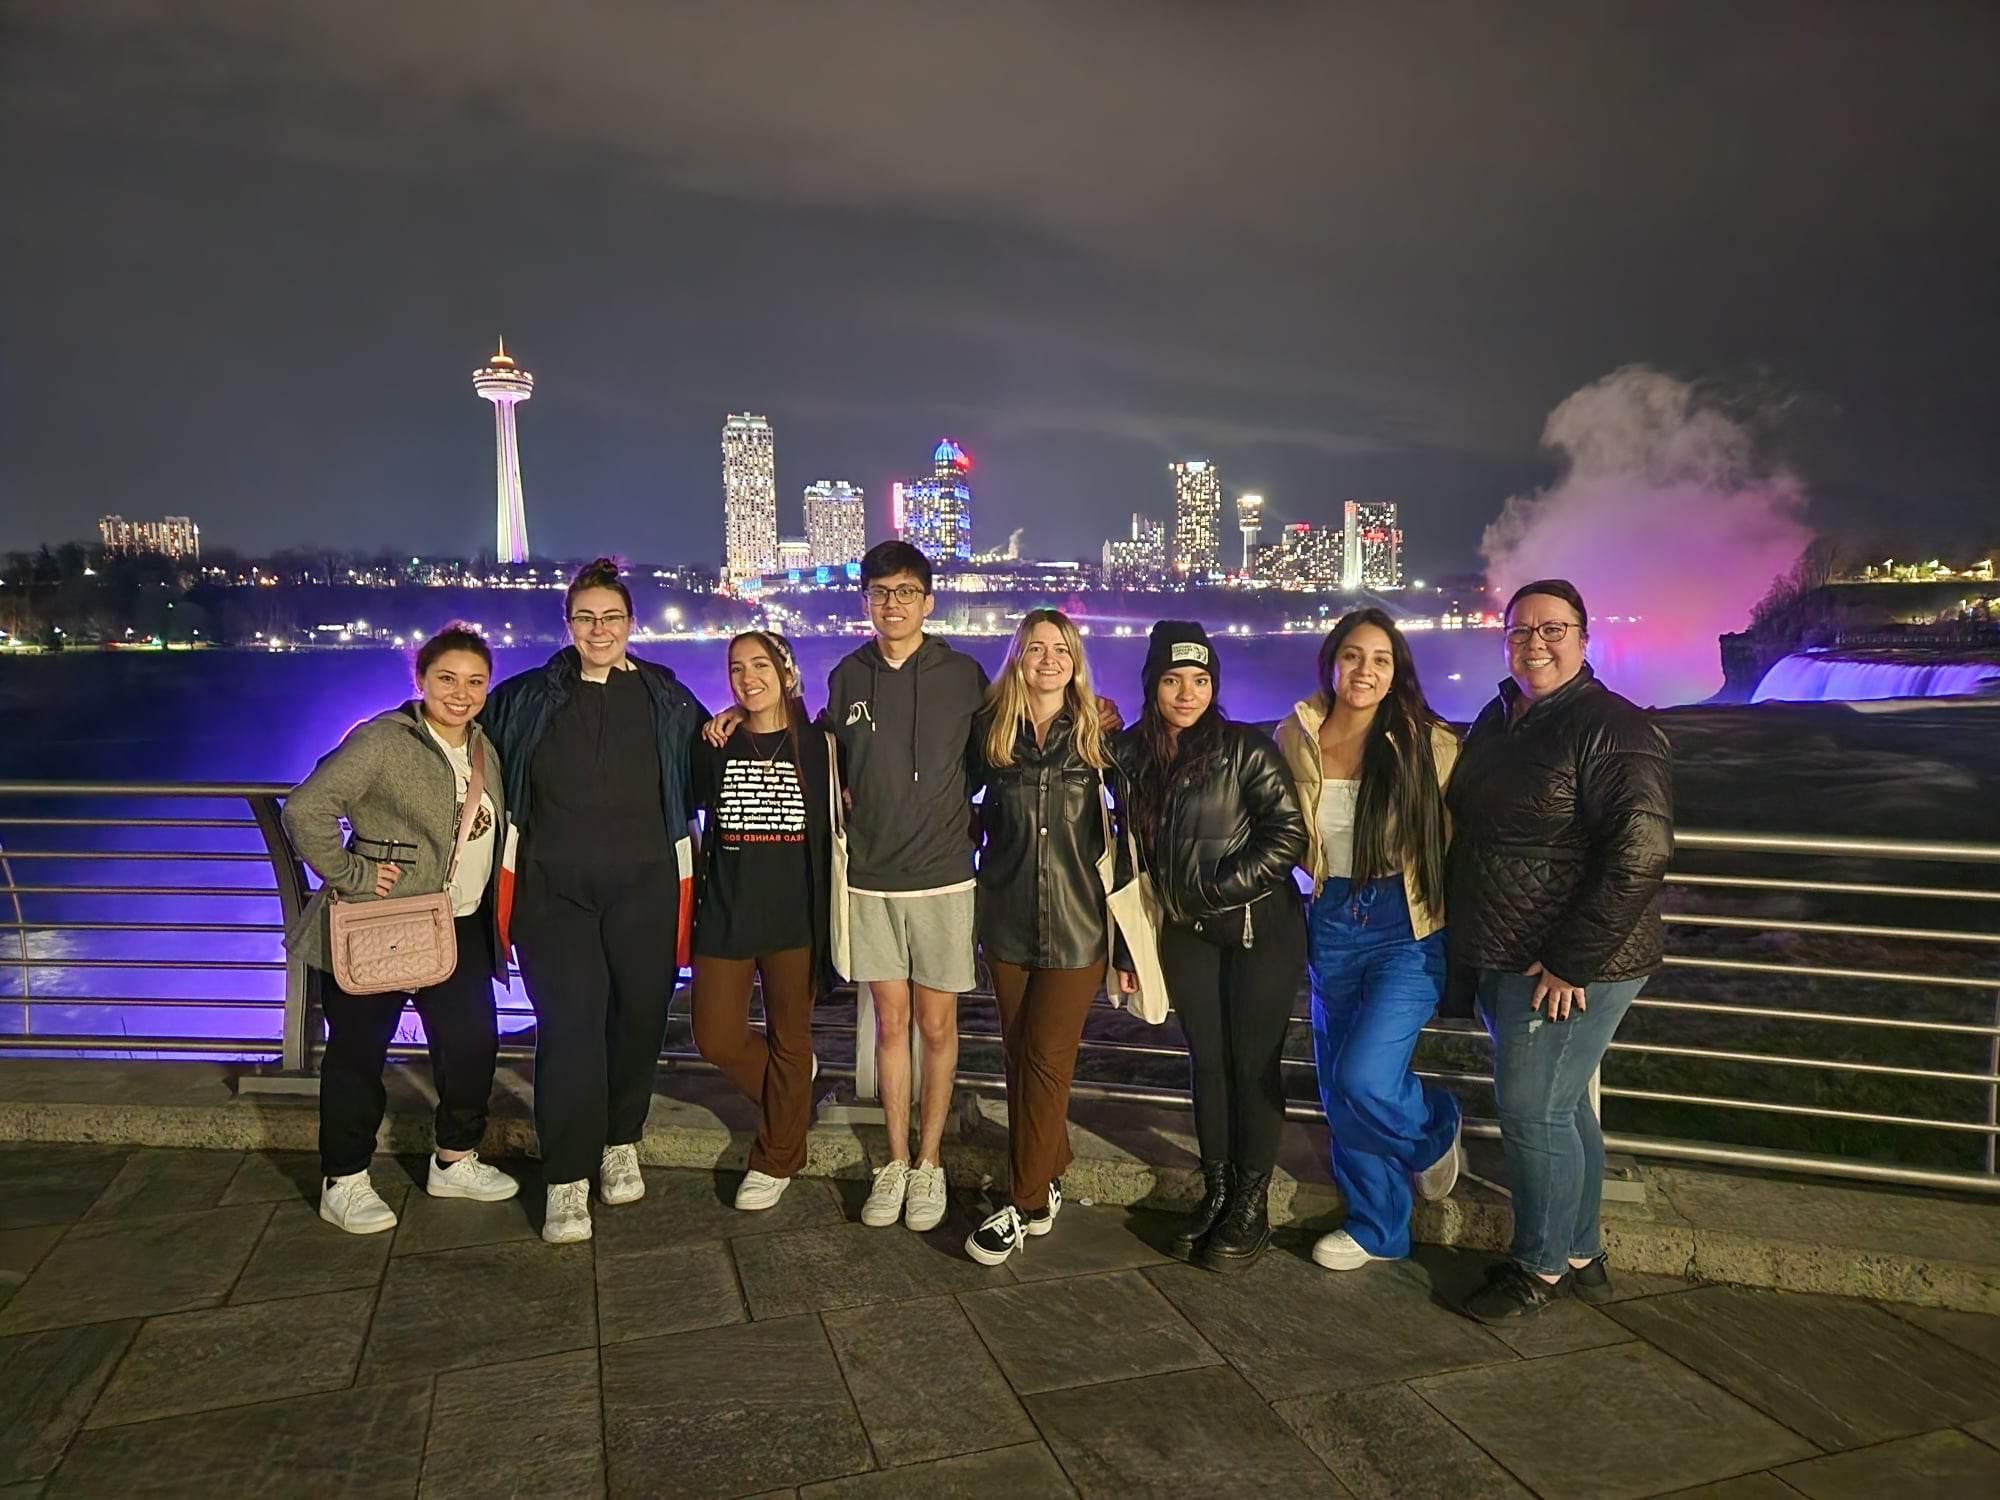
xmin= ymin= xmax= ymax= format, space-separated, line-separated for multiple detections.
xmin=691 ymin=948 xmax=817 ymax=1178
xmin=988 ymin=957 xmax=1105 ymax=1211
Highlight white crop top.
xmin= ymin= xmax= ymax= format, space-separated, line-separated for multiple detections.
xmin=1316 ymin=779 xmax=1359 ymax=879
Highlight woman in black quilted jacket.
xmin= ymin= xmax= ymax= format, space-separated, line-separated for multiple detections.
xmin=1444 ymin=579 xmax=1673 ymax=1324
xmin=1119 ymin=621 xmax=1309 ymax=1273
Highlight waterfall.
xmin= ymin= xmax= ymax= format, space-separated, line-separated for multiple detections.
xmin=1752 ymin=654 xmax=2000 ymax=704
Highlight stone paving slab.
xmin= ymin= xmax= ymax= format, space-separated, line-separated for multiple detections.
xmin=1414 ymin=1341 xmax=1819 ymax=1500
xmin=1023 ymin=1364 xmax=1349 ymax=1498
xmin=421 ymin=1349 xmax=605 ymax=1500
xmin=798 ymin=1441 xmax=1078 ymax=1498
xmin=601 ymin=1315 xmax=873 ymax=1499
xmin=1273 ymin=1381 xmax=1532 ymax=1500
xmin=596 ymin=1238 xmax=746 ymax=1345
xmin=1605 ymin=1285 xmax=2000 ymax=1450
xmin=731 ymin=1220 xmax=990 ymax=1319
xmin=228 ymin=1196 xmax=403 ymax=1304
xmin=821 ymin=1294 xmax=1035 ymax=1467
xmin=80 ymin=1147 xmax=242 ymax=1222
xmin=958 ymin=1268 xmax=1221 ymax=1395
xmin=0 ymin=1144 xmax=131 ymax=1230
xmin=85 ymin=1287 xmax=373 ymax=1428
xmin=1774 ymin=1428 xmax=2000 ymax=1498
xmin=0 ymin=1228 xmax=62 ymax=1316
xmin=0 ymin=1204 xmax=273 ymax=1334
xmin=356 ymin=1238 xmax=597 ymax=1385
xmin=0 ymin=1321 xmax=136 ymax=1485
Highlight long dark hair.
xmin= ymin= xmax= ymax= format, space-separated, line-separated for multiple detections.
xmin=1129 ymin=690 xmax=1228 ymax=849
xmin=1317 ymin=608 xmax=1448 ymax=913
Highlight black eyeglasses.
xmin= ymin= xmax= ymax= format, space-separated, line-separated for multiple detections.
xmin=1505 ymin=621 xmax=1580 ymax=647
xmin=568 ymin=611 xmax=630 ymax=629
xmin=865 ymin=585 xmax=927 ymax=606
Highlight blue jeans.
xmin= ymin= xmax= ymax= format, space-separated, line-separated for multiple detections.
xmin=1478 ymin=968 xmax=1647 ymax=1276
xmin=1308 ymin=877 xmax=1460 ymax=1259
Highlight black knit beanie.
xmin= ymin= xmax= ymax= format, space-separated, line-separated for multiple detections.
xmin=1142 ymin=620 xmax=1220 ymax=699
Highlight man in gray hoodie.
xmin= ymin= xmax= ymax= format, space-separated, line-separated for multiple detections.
xmin=827 ymin=542 xmax=990 ymax=1232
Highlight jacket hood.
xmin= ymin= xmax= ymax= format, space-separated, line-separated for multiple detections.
xmin=856 ymin=633 xmax=952 ymax=672
xmin=1496 ymin=661 xmax=1600 ymax=718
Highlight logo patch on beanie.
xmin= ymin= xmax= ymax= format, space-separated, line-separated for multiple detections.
xmin=1170 ymin=641 xmax=1210 ymax=666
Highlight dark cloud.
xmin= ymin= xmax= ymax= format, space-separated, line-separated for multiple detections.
xmin=3 ymin=0 xmax=1995 ymax=569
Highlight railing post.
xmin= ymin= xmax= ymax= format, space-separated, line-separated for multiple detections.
xmin=242 ymin=793 xmax=321 ymax=1095
xmin=1988 ymin=989 xmax=1999 ymax=1176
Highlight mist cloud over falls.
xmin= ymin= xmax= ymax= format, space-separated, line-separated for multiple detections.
xmin=1482 ymin=367 xmax=1813 ymax=707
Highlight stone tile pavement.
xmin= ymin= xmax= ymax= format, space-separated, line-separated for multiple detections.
xmin=3 ymin=1141 xmax=1999 ymax=1498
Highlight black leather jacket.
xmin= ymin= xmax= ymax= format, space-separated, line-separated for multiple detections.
xmin=1118 ymin=717 xmax=1308 ymax=932
xmin=972 ymin=708 xmax=1130 ymax=970
xmin=1445 ymin=665 xmax=1674 ymax=985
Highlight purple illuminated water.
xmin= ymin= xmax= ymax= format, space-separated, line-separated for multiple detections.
xmin=1752 ymin=653 xmax=2000 ymax=704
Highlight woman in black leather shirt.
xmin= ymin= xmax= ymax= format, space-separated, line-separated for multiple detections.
xmin=1120 ymin=621 xmax=1308 ymax=1272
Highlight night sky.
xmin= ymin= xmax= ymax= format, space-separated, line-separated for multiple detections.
xmin=4 ymin=1 xmax=1995 ymax=573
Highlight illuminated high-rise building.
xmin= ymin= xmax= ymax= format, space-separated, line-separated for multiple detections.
xmin=1270 ymin=522 xmax=1343 ymax=589
xmin=897 ymin=438 xmax=974 ymax=566
xmin=1341 ymin=500 xmax=1404 ymax=590
xmin=1102 ymin=512 xmax=1167 ymax=585
xmin=804 ymin=480 xmax=867 ymax=569
xmin=472 ymin=338 xmax=534 ymax=564
xmin=1236 ymin=494 xmax=1264 ymax=573
xmin=722 ymin=413 xmax=779 ymax=587
xmin=99 ymin=515 xmax=200 ymax=562
xmin=1171 ymin=460 xmax=1221 ymax=579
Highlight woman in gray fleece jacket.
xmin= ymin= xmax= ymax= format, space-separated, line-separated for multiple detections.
xmin=283 ymin=625 xmax=520 ymax=1235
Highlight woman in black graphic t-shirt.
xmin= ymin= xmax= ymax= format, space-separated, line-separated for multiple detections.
xmin=690 ymin=631 xmax=836 ymax=1211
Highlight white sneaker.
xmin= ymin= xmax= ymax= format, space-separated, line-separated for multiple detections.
xmin=599 ymin=1143 xmax=645 ymax=1205
xmin=542 ymin=1179 xmax=592 ymax=1244
xmin=1312 ymin=1229 xmax=1394 ymax=1271
xmin=425 ymin=1151 xmax=520 ymax=1202
xmin=861 ymin=1159 xmax=910 ymax=1227
xmin=319 ymin=1171 xmax=397 ymax=1235
xmin=1415 ymin=1121 xmax=1463 ymax=1202
xmin=735 ymin=1169 xmax=791 ymax=1212
xmin=904 ymin=1162 xmax=948 ymax=1233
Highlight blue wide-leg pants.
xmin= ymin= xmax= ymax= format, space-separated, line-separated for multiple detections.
xmin=1308 ymin=876 xmax=1460 ymax=1258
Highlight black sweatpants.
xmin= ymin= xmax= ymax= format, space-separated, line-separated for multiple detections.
xmin=319 ymin=913 xmax=500 ymax=1178
xmin=1158 ymin=889 xmax=1308 ymax=1176
xmin=513 ymin=857 xmax=679 ymax=1184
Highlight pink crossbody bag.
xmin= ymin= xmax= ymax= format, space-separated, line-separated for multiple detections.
xmin=327 ymin=740 xmax=487 ymax=996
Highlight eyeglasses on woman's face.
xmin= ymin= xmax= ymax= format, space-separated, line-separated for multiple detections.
xmin=1504 ymin=620 xmax=1578 ymax=647
xmin=568 ymin=611 xmax=630 ymax=630
xmin=865 ymin=584 xmax=927 ymax=606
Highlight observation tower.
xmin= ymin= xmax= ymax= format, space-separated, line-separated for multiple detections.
xmin=473 ymin=338 xmax=534 ymax=564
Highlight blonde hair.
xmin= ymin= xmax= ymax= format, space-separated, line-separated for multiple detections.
xmin=983 ymin=609 xmax=1108 ymax=769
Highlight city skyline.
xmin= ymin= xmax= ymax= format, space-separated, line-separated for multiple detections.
xmin=5 ymin=6 xmax=1996 ymax=570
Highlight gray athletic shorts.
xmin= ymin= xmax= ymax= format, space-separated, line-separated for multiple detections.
xmin=848 ymin=887 xmax=978 ymax=995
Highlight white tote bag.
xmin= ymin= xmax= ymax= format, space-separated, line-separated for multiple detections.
xmin=1099 ymin=776 xmax=1171 ymax=1024
xmin=826 ymin=732 xmax=853 ymax=980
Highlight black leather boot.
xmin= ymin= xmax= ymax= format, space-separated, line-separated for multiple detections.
xmin=1197 ymin=1171 xmax=1271 ymax=1272
xmin=1169 ymin=1162 xmax=1231 ymax=1262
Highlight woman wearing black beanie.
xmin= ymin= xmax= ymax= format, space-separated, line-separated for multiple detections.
xmin=1117 ymin=621 xmax=1308 ymax=1271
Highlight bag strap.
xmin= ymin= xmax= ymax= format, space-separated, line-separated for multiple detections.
xmin=442 ymin=737 xmax=487 ymax=886
xmin=825 ymin=731 xmax=844 ymax=837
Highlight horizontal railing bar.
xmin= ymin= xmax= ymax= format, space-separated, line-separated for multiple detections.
xmin=0 ymin=782 xmax=291 ymax=798
xmin=0 ymin=850 xmax=273 ymax=862
xmin=0 ymin=921 xmax=287 ymax=933
xmin=1593 ymin=1129 xmax=2000 ymax=1194
xmin=1660 ymin=955 xmax=2000 ymax=989
xmin=0 ymin=816 xmax=261 ymax=829
xmin=1665 ymin=873 xmax=2000 ymax=902
xmin=1675 ymin=829 xmax=2000 ymax=863
xmin=1605 ymin=1039 xmax=2000 ymax=1085
xmin=1631 ymin=996 xmax=2000 ymax=1036
xmin=5 ymin=958 xmax=286 ymax=971
xmin=0 ymin=886 xmax=281 ymax=898
xmin=1661 ymin=912 xmax=2000 ymax=945
xmin=1599 ymin=1085 xmax=1999 ymax=1135
xmin=10 ymin=996 xmax=284 ymax=1009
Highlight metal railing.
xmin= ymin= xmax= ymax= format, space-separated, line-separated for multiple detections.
xmin=3 ymin=780 xmax=1997 ymax=1193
